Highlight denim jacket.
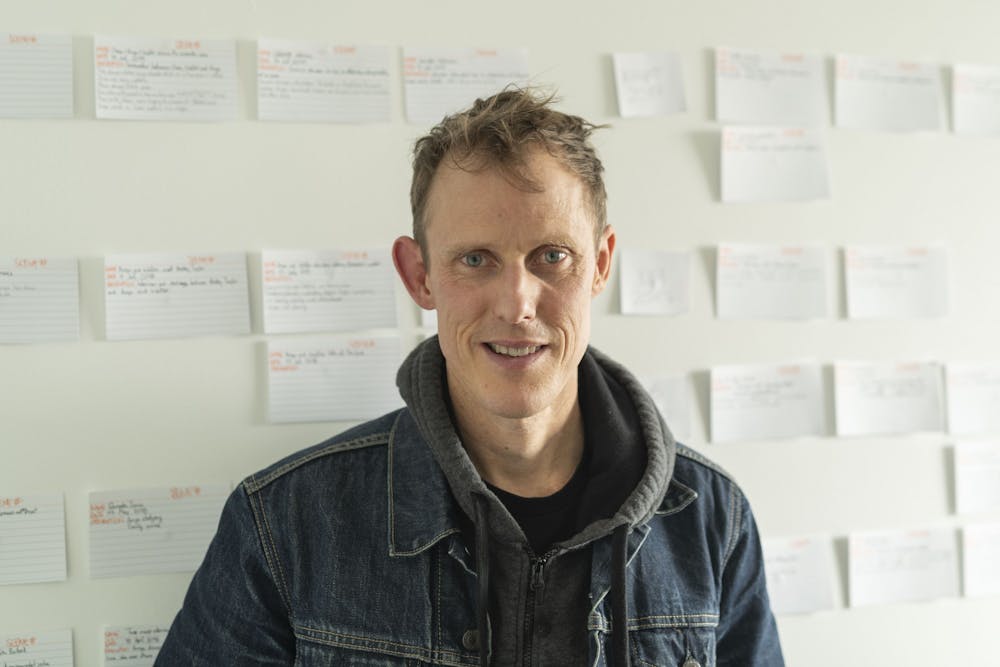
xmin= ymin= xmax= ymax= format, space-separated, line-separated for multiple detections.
xmin=156 ymin=410 xmax=783 ymax=666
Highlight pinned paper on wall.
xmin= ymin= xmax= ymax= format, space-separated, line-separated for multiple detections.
xmin=0 ymin=629 xmax=73 ymax=667
xmin=403 ymin=47 xmax=529 ymax=124
xmin=954 ymin=441 xmax=1000 ymax=515
xmin=262 ymin=249 xmax=396 ymax=334
xmin=619 ymin=249 xmax=690 ymax=316
xmin=710 ymin=362 xmax=825 ymax=442
xmin=0 ymin=33 xmax=73 ymax=118
xmin=94 ymin=36 xmax=238 ymax=121
xmin=834 ymin=361 xmax=945 ymax=436
xmin=257 ymin=40 xmax=391 ymax=123
xmin=268 ymin=336 xmax=403 ymax=423
xmin=89 ymin=484 xmax=229 ymax=578
xmin=844 ymin=245 xmax=948 ymax=319
xmin=763 ymin=535 xmax=836 ymax=615
xmin=104 ymin=252 xmax=250 ymax=341
xmin=0 ymin=493 xmax=67 ymax=586
xmin=715 ymin=47 xmax=826 ymax=126
xmin=716 ymin=244 xmax=829 ymax=320
xmin=962 ymin=522 xmax=1000 ymax=598
xmin=946 ymin=363 xmax=1000 ymax=435
xmin=848 ymin=527 xmax=959 ymax=607
xmin=953 ymin=64 xmax=1000 ymax=136
xmin=104 ymin=625 xmax=170 ymax=665
xmin=721 ymin=126 xmax=830 ymax=203
xmin=835 ymin=54 xmax=944 ymax=132
xmin=0 ymin=257 xmax=79 ymax=343
xmin=642 ymin=375 xmax=691 ymax=441
xmin=612 ymin=51 xmax=686 ymax=118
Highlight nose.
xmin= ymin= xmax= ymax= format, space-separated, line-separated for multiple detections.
xmin=492 ymin=263 xmax=538 ymax=324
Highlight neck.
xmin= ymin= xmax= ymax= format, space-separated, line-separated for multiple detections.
xmin=451 ymin=393 xmax=585 ymax=499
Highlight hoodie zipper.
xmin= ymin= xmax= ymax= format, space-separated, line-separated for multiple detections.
xmin=522 ymin=550 xmax=554 ymax=666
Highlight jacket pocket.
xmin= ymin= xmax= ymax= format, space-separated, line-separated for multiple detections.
xmin=628 ymin=616 xmax=718 ymax=667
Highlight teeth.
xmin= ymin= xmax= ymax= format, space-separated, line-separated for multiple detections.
xmin=489 ymin=343 xmax=540 ymax=357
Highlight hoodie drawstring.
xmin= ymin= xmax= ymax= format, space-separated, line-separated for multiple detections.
xmin=611 ymin=523 xmax=631 ymax=667
xmin=474 ymin=494 xmax=492 ymax=667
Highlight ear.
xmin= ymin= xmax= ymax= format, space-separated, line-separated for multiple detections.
xmin=592 ymin=224 xmax=616 ymax=296
xmin=392 ymin=236 xmax=435 ymax=309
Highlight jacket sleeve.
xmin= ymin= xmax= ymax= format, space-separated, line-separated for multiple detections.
xmin=155 ymin=484 xmax=295 ymax=666
xmin=715 ymin=488 xmax=784 ymax=667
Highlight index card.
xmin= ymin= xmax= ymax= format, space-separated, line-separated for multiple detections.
xmin=954 ymin=441 xmax=1000 ymax=515
xmin=962 ymin=522 xmax=1000 ymax=598
xmin=848 ymin=527 xmax=959 ymax=607
xmin=262 ymin=249 xmax=396 ymax=334
xmin=104 ymin=625 xmax=169 ymax=665
xmin=403 ymin=47 xmax=529 ymax=125
xmin=95 ymin=36 xmax=237 ymax=121
xmin=721 ymin=126 xmax=830 ymax=203
xmin=710 ymin=362 xmax=825 ymax=443
xmin=619 ymin=249 xmax=690 ymax=316
xmin=835 ymin=54 xmax=944 ymax=132
xmin=268 ymin=336 xmax=403 ymax=423
xmin=953 ymin=64 xmax=1000 ymax=135
xmin=0 ymin=629 xmax=73 ymax=667
xmin=834 ymin=361 xmax=944 ymax=436
xmin=642 ymin=375 xmax=691 ymax=441
xmin=0 ymin=493 xmax=66 ymax=585
xmin=946 ymin=363 xmax=1000 ymax=435
xmin=104 ymin=252 xmax=250 ymax=341
xmin=845 ymin=245 xmax=948 ymax=319
xmin=716 ymin=244 xmax=829 ymax=320
xmin=762 ymin=535 xmax=836 ymax=615
xmin=0 ymin=257 xmax=79 ymax=343
xmin=715 ymin=47 xmax=826 ymax=126
xmin=0 ymin=34 xmax=73 ymax=118
xmin=89 ymin=484 xmax=229 ymax=578
xmin=612 ymin=51 xmax=686 ymax=118
xmin=257 ymin=40 xmax=391 ymax=123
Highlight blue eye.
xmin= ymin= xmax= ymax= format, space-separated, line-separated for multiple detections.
xmin=542 ymin=250 xmax=566 ymax=264
xmin=462 ymin=253 xmax=484 ymax=267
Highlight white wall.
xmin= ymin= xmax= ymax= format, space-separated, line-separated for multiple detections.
xmin=3 ymin=0 xmax=1000 ymax=664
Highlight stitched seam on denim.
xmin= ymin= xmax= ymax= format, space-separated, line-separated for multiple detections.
xmin=589 ymin=613 xmax=718 ymax=632
xmin=722 ymin=481 xmax=742 ymax=571
xmin=245 ymin=433 xmax=391 ymax=493
xmin=246 ymin=480 xmax=292 ymax=615
xmin=675 ymin=445 xmax=736 ymax=483
xmin=294 ymin=626 xmax=477 ymax=665
xmin=655 ymin=477 xmax=698 ymax=517
xmin=436 ymin=543 xmax=443 ymax=652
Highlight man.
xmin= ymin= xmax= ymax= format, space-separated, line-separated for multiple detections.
xmin=157 ymin=88 xmax=784 ymax=666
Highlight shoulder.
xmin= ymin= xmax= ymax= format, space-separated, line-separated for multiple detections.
xmin=242 ymin=409 xmax=404 ymax=496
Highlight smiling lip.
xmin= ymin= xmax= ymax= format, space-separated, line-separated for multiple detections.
xmin=484 ymin=341 xmax=546 ymax=358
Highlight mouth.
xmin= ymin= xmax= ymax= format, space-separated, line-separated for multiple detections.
xmin=485 ymin=342 xmax=544 ymax=358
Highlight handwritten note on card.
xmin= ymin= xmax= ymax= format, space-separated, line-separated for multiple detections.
xmin=95 ymin=36 xmax=237 ymax=121
xmin=721 ymin=126 xmax=830 ymax=203
xmin=836 ymin=54 xmax=944 ymax=132
xmin=0 ymin=493 xmax=66 ymax=585
xmin=845 ymin=245 xmax=948 ymax=319
xmin=612 ymin=51 xmax=686 ymax=118
xmin=711 ymin=363 xmax=825 ymax=442
xmin=262 ymin=249 xmax=396 ymax=334
xmin=834 ymin=361 xmax=944 ymax=436
xmin=403 ymin=47 xmax=529 ymax=124
xmin=715 ymin=47 xmax=826 ymax=126
xmin=105 ymin=625 xmax=169 ymax=665
xmin=954 ymin=441 xmax=1000 ymax=515
xmin=716 ymin=244 xmax=829 ymax=320
xmin=962 ymin=522 xmax=1000 ymax=598
xmin=0 ymin=630 xmax=73 ymax=667
xmin=849 ymin=527 xmax=959 ymax=607
xmin=268 ymin=336 xmax=403 ymax=423
xmin=258 ymin=40 xmax=391 ymax=123
xmin=763 ymin=535 xmax=836 ymax=615
xmin=953 ymin=64 xmax=1000 ymax=135
xmin=619 ymin=249 xmax=690 ymax=316
xmin=946 ymin=363 xmax=1000 ymax=435
xmin=0 ymin=257 xmax=79 ymax=343
xmin=104 ymin=252 xmax=250 ymax=340
xmin=89 ymin=484 xmax=229 ymax=578
xmin=0 ymin=34 xmax=73 ymax=118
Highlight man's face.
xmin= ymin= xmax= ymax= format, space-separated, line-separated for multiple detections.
xmin=416 ymin=148 xmax=614 ymax=423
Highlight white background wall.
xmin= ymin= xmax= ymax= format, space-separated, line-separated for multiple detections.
xmin=3 ymin=0 xmax=1000 ymax=664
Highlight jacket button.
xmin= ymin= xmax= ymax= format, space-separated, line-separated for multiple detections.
xmin=682 ymin=659 xmax=701 ymax=667
xmin=462 ymin=630 xmax=479 ymax=650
